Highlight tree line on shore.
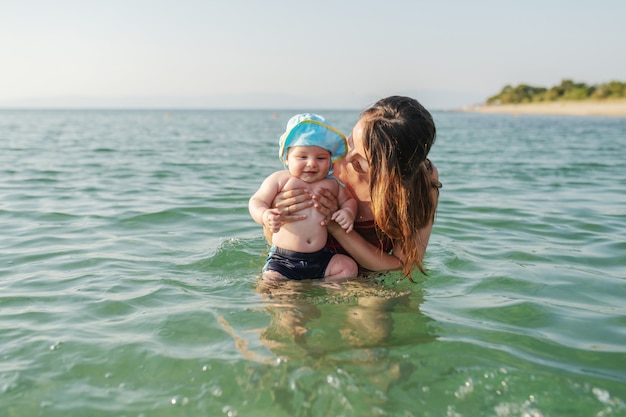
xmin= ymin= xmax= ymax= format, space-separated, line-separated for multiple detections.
xmin=487 ymin=79 xmax=626 ymax=104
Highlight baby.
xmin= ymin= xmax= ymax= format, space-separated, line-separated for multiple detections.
xmin=249 ymin=113 xmax=358 ymax=282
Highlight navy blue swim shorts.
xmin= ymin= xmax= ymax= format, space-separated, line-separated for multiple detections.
xmin=262 ymin=246 xmax=334 ymax=280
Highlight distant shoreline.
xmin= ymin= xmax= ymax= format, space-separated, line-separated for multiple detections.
xmin=460 ymin=99 xmax=626 ymax=117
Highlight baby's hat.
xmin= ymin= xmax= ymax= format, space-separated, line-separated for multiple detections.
xmin=278 ymin=113 xmax=348 ymax=163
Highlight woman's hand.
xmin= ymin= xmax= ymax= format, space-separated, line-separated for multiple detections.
xmin=272 ymin=188 xmax=312 ymax=222
xmin=312 ymin=187 xmax=339 ymax=226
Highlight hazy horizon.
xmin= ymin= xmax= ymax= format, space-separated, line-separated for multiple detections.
xmin=0 ymin=89 xmax=487 ymax=111
xmin=2 ymin=0 xmax=625 ymax=111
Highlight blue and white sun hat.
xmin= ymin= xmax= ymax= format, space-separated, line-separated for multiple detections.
xmin=278 ymin=113 xmax=348 ymax=164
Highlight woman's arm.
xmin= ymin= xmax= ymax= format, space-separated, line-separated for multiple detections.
xmin=327 ymin=221 xmax=403 ymax=272
xmin=325 ymin=160 xmax=440 ymax=272
xmin=328 ymin=218 xmax=435 ymax=273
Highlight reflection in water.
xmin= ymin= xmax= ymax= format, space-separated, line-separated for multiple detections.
xmin=222 ymin=276 xmax=437 ymax=414
xmin=255 ymin=277 xmax=434 ymax=357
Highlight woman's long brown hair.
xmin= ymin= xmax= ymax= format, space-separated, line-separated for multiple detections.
xmin=360 ymin=96 xmax=438 ymax=278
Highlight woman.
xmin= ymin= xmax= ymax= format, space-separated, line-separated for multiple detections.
xmin=269 ymin=96 xmax=441 ymax=279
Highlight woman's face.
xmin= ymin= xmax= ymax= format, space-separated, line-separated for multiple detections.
xmin=346 ymin=119 xmax=370 ymax=174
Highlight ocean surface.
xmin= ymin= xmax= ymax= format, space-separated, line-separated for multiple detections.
xmin=1 ymin=109 xmax=624 ymax=417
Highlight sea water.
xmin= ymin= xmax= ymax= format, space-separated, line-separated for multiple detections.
xmin=1 ymin=109 xmax=624 ymax=416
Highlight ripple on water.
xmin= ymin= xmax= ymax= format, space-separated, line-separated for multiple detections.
xmin=2 ymin=110 xmax=626 ymax=416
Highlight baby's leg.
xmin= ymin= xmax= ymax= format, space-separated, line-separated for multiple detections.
xmin=324 ymin=254 xmax=358 ymax=282
xmin=262 ymin=270 xmax=288 ymax=282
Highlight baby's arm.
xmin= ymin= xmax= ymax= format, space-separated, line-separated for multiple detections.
xmin=249 ymin=172 xmax=284 ymax=233
xmin=330 ymin=186 xmax=357 ymax=233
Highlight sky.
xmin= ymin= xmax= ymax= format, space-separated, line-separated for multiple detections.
xmin=1 ymin=0 xmax=625 ymax=110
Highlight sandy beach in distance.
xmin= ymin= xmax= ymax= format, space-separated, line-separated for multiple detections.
xmin=462 ymin=99 xmax=626 ymax=117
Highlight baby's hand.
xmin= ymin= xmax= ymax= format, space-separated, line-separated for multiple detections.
xmin=331 ymin=208 xmax=354 ymax=233
xmin=263 ymin=208 xmax=282 ymax=233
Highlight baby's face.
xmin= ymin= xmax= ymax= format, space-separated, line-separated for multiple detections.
xmin=286 ymin=146 xmax=331 ymax=183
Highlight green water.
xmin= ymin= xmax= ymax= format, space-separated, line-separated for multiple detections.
xmin=1 ymin=109 xmax=624 ymax=416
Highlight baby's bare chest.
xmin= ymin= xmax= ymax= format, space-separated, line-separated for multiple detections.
xmin=281 ymin=177 xmax=338 ymax=195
